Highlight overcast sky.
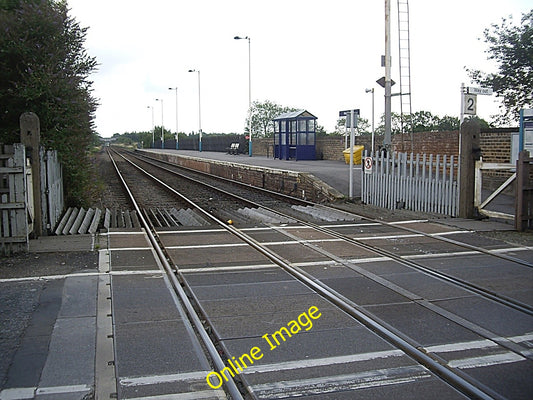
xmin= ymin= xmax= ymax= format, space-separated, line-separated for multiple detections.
xmin=67 ymin=0 xmax=531 ymax=138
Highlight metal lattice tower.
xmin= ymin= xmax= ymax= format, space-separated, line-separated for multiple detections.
xmin=397 ymin=0 xmax=413 ymax=150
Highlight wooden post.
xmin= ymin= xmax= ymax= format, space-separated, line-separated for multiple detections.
xmin=20 ymin=112 xmax=42 ymax=237
xmin=458 ymin=119 xmax=480 ymax=218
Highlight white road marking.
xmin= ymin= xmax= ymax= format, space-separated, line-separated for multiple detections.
xmin=251 ymin=365 xmax=431 ymax=396
xmin=123 ymin=389 xmax=226 ymax=399
xmin=120 ymin=371 xmax=213 ymax=386
xmin=0 ymin=385 xmax=91 ymax=400
xmin=244 ymin=349 xmax=405 ymax=374
xmin=448 ymin=352 xmax=526 ymax=369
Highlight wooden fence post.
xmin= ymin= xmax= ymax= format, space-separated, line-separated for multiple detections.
xmin=20 ymin=112 xmax=42 ymax=237
xmin=458 ymin=119 xmax=480 ymax=218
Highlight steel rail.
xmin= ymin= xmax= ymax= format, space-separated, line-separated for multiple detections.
xmin=114 ymin=149 xmax=500 ymax=400
xmin=122 ymin=149 xmax=533 ymax=316
xmin=108 ymin=149 xmax=245 ymax=400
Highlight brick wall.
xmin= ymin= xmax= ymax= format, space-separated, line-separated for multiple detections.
xmin=316 ymin=137 xmax=346 ymax=161
xmin=479 ymin=130 xmax=513 ymax=163
xmin=253 ymin=130 xmax=514 ymax=162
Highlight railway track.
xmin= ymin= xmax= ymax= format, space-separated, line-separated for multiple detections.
xmin=105 ymin=148 xmax=533 ymax=399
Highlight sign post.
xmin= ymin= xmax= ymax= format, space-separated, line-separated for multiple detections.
xmin=339 ymin=109 xmax=360 ymax=199
xmin=458 ymin=84 xmax=493 ymax=213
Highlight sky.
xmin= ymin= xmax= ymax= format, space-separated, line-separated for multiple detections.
xmin=66 ymin=0 xmax=531 ymax=138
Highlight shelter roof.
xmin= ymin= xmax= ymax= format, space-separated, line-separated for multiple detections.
xmin=273 ymin=110 xmax=316 ymax=120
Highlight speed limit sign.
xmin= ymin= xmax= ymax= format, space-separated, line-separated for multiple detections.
xmin=364 ymin=157 xmax=373 ymax=174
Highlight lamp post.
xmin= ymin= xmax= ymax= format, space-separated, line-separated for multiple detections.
xmin=155 ymin=98 xmax=164 ymax=149
xmin=365 ymin=88 xmax=375 ymax=154
xmin=188 ymin=69 xmax=202 ymax=152
xmin=147 ymin=105 xmax=154 ymax=148
xmin=168 ymin=87 xmax=179 ymax=150
xmin=234 ymin=35 xmax=252 ymax=156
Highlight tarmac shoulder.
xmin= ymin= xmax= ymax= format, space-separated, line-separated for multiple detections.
xmin=0 ymin=251 xmax=99 ymax=399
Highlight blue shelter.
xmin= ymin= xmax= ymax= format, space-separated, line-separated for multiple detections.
xmin=273 ymin=110 xmax=317 ymax=160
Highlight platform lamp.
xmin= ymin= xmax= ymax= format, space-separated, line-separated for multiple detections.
xmin=168 ymin=87 xmax=179 ymax=150
xmin=188 ymin=69 xmax=202 ymax=152
xmin=155 ymin=98 xmax=164 ymax=149
xmin=147 ymin=105 xmax=154 ymax=148
xmin=234 ymin=35 xmax=252 ymax=156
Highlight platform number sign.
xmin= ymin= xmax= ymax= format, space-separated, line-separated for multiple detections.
xmin=464 ymin=94 xmax=477 ymax=116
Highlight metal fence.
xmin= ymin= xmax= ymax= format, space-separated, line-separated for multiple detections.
xmin=361 ymin=151 xmax=459 ymax=216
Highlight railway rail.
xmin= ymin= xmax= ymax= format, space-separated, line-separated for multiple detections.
xmin=105 ymin=147 xmax=533 ymax=399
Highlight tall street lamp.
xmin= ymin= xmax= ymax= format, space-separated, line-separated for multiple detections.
xmin=155 ymin=98 xmax=164 ymax=149
xmin=188 ymin=69 xmax=202 ymax=152
xmin=168 ymin=87 xmax=179 ymax=150
xmin=234 ymin=35 xmax=252 ymax=156
xmin=365 ymin=88 xmax=375 ymax=154
xmin=147 ymin=105 xmax=154 ymax=148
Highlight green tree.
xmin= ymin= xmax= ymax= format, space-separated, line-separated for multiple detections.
xmin=333 ymin=117 xmax=370 ymax=136
xmin=0 ymin=0 xmax=98 ymax=206
xmin=376 ymin=111 xmax=462 ymax=134
xmin=467 ymin=10 xmax=533 ymax=124
xmin=434 ymin=115 xmax=460 ymax=131
xmin=246 ymin=100 xmax=297 ymax=137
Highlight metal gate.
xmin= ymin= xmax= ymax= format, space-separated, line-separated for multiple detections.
xmin=361 ymin=151 xmax=459 ymax=216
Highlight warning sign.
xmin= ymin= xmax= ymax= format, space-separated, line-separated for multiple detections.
xmin=364 ymin=157 xmax=373 ymax=174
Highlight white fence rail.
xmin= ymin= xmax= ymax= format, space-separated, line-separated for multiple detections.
xmin=361 ymin=151 xmax=459 ymax=216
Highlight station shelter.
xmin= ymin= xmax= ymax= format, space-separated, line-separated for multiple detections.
xmin=273 ymin=110 xmax=317 ymax=160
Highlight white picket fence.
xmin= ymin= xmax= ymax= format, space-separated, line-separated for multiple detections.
xmin=361 ymin=151 xmax=459 ymax=216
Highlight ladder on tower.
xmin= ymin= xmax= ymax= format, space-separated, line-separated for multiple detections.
xmin=397 ymin=0 xmax=413 ymax=151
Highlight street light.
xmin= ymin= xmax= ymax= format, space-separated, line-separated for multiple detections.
xmin=188 ymin=69 xmax=202 ymax=152
xmin=155 ymin=98 xmax=164 ymax=149
xmin=147 ymin=105 xmax=154 ymax=148
xmin=168 ymin=87 xmax=179 ymax=150
xmin=234 ymin=35 xmax=252 ymax=156
xmin=365 ymin=88 xmax=375 ymax=154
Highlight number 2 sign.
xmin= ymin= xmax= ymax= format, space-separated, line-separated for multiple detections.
xmin=463 ymin=94 xmax=477 ymax=116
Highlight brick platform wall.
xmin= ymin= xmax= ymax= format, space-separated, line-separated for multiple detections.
xmin=141 ymin=150 xmax=344 ymax=203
